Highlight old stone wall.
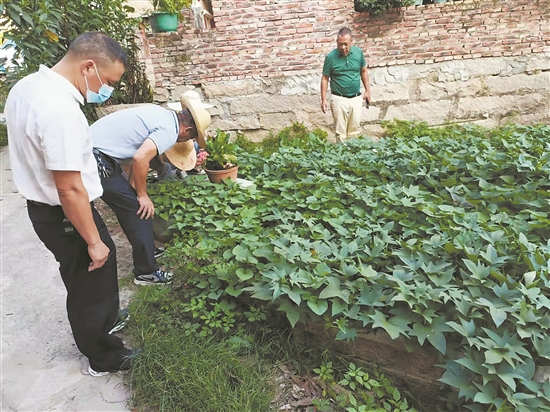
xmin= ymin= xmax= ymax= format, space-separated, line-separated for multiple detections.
xmin=142 ymin=0 xmax=550 ymax=139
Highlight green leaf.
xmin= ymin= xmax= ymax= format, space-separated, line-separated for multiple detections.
xmin=278 ymin=300 xmax=300 ymax=327
xmin=369 ymin=311 xmax=410 ymax=340
xmin=235 ymin=268 xmax=254 ymax=281
xmin=225 ymin=285 xmax=244 ymax=297
xmin=447 ymin=318 xmax=476 ymax=339
xmin=331 ymin=298 xmax=348 ymax=316
xmin=427 ymin=331 xmax=447 ymax=355
xmin=410 ymin=323 xmax=431 ymax=346
xmin=282 ymin=287 xmax=300 ymax=305
xmin=307 ymin=298 xmax=328 ymax=316
xmin=336 ymin=327 xmax=358 ymax=341
xmin=357 ymin=283 xmax=385 ymax=307
xmin=319 ymin=276 xmax=342 ymax=299
xmin=232 ymin=245 xmax=257 ymax=263
xmin=485 ymin=349 xmax=504 ymax=364
xmin=473 ymin=382 xmax=497 ymax=404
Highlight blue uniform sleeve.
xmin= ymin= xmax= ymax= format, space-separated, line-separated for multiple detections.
xmin=148 ymin=127 xmax=178 ymax=155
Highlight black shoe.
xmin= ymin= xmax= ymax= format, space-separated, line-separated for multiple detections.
xmin=186 ymin=168 xmax=205 ymax=175
xmin=134 ymin=269 xmax=173 ymax=286
xmin=88 ymin=348 xmax=141 ymax=377
xmin=108 ymin=309 xmax=130 ymax=334
xmin=153 ymin=247 xmax=165 ymax=259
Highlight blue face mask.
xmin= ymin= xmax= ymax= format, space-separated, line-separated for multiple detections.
xmin=84 ymin=63 xmax=114 ymax=104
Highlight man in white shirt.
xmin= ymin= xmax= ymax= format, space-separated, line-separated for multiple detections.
xmin=5 ymin=31 xmax=136 ymax=376
xmin=90 ymin=98 xmax=211 ymax=285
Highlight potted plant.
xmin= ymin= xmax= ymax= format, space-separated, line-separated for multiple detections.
xmin=200 ymin=130 xmax=239 ymax=184
xmin=150 ymin=0 xmax=190 ymax=33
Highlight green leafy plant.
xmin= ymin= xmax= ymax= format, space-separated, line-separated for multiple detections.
xmin=313 ymin=361 xmax=335 ymax=383
xmin=337 ymin=364 xmax=418 ymax=412
xmin=0 ymin=123 xmax=7 ymax=146
xmin=150 ymin=122 xmax=550 ymax=411
xmin=204 ymin=129 xmax=238 ymax=170
xmin=0 ymin=0 xmax=153 ymax=121
xmin=354 ymin=0 xmax=414 ymax=14
xmin=152 ymin=0 xmax=190 ymax=14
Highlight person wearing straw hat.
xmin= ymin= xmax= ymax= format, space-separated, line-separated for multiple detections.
xmin=167 ymin=89 xmax=214 ymax=112
xmin=163 ymin=89 xmax=214 ymax=175
xmin=90 ymin=95 xmax=211 ymax=286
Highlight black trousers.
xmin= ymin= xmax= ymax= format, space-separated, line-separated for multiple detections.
xmin=27 ymin=201 xmax=127 ymax=371
xmin=94 ymin=151 xmax=157 ymax=276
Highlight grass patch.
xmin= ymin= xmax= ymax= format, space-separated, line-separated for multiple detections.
xmin=129 ymin=331 xmax=272 ymax=412
xmin=126 ymin=286 xmax=276 ymax=412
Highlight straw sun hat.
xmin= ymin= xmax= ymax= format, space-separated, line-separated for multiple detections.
xmin=164 ymin=93 xmax=212 ymax=171
xmin=167 ymin=90 xmax=214 ymax=111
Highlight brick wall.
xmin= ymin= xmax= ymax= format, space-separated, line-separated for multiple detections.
xmin=141 ymin=0 xmax=549 ymax=139
xmin=147 ymin=0 xmax=549 ymax=88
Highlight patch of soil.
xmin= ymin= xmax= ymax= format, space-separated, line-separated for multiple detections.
xmin=269 ymin=364 xmax=338 ymax=412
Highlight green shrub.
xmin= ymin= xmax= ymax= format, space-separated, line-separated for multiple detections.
xmin=354 ymin=0 xmax=414 ymax=14
xmin=0 ymin=123 xmax=7 ymax=146
xmin=151 ymin=122 xmax=550 ymax=411
xmin=0 ymin=0 xmax=153 ymax=122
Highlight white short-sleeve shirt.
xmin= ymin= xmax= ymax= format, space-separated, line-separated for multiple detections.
xmin=5 ymin=65 xmax=103 ymax=205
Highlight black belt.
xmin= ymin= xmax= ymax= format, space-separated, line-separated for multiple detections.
xmin=27 ymin=200 xmax=53 ymax=207
xmin=331 ymin=91 xmax=361 ymax=98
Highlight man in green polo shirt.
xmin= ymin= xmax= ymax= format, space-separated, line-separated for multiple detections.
xmin=321 ymin=27 xmax=371 ymax=142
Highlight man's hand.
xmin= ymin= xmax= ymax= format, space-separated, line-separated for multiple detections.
xmin=88 ymin=241 xmax=110 ymax=271
xmin=364 ymin=90 xmax=371 ymax=107
xmin=53 ymin=170 xmax=109 ymax=271
xmin=137 ymin=195 xmax=155 ymax=219
xmin=320 ymin=75 xmax=329 ymax=114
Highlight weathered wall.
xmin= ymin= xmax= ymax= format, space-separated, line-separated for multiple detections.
xmin=142 ymin=0 xmax=550 ymax=139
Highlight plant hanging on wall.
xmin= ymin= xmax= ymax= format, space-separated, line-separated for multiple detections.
xmin=354 ymin=0 xmax=415 ymax=14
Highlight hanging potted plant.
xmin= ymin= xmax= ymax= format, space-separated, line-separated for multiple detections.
xmin=200 ymin=130 xmax=239 ymax=184
xmin=150 ymin=0 xmax=189 ymax=33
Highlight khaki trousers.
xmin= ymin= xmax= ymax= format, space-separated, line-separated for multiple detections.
xmin=330 ymin=94 xmax=363 ymax=142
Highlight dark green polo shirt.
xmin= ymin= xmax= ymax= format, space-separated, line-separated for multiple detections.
xmin=322 ymin=45 xmax=366 ymax=97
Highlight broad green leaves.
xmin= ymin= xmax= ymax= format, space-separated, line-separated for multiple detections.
xmin=150 ymin=123 xmax=550 ymax=412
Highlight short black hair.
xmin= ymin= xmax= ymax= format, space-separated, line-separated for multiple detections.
xmin=67 ymin=31 xmax=127 ymax=68
xmin=177 ymin=108 xmax=198 ymax=138
xmin=338 ymin=27 xmax=352 ymax=38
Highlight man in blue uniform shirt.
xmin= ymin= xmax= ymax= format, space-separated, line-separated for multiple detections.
xmin=91 ymin=97 xmax=211 ymax=285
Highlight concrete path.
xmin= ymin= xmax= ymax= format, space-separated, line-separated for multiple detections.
xmin=1 ymin=146 xmax=132 ymax=411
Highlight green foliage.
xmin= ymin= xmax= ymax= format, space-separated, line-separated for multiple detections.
xmin=0 ymin=123 xmax=7 ymax=146
xmin=0 ymin=0 xmax=153 ymax=121
xmin=150 ymin=122 xmax=550 ymax=411
xmin=313 ymin=361 xmax=335 ymax=383
xmin=354 ymin=0 xmax=414 ymax=14
xmin=126 ymin=286 xmax=273 ymax=412
xmin=337 ymin=364 xmax=418 ymax=412
xmin=205 ymin=129 xmax=238 ymax=170
xmin=152 ymin=0 xmax=191 ymax=14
